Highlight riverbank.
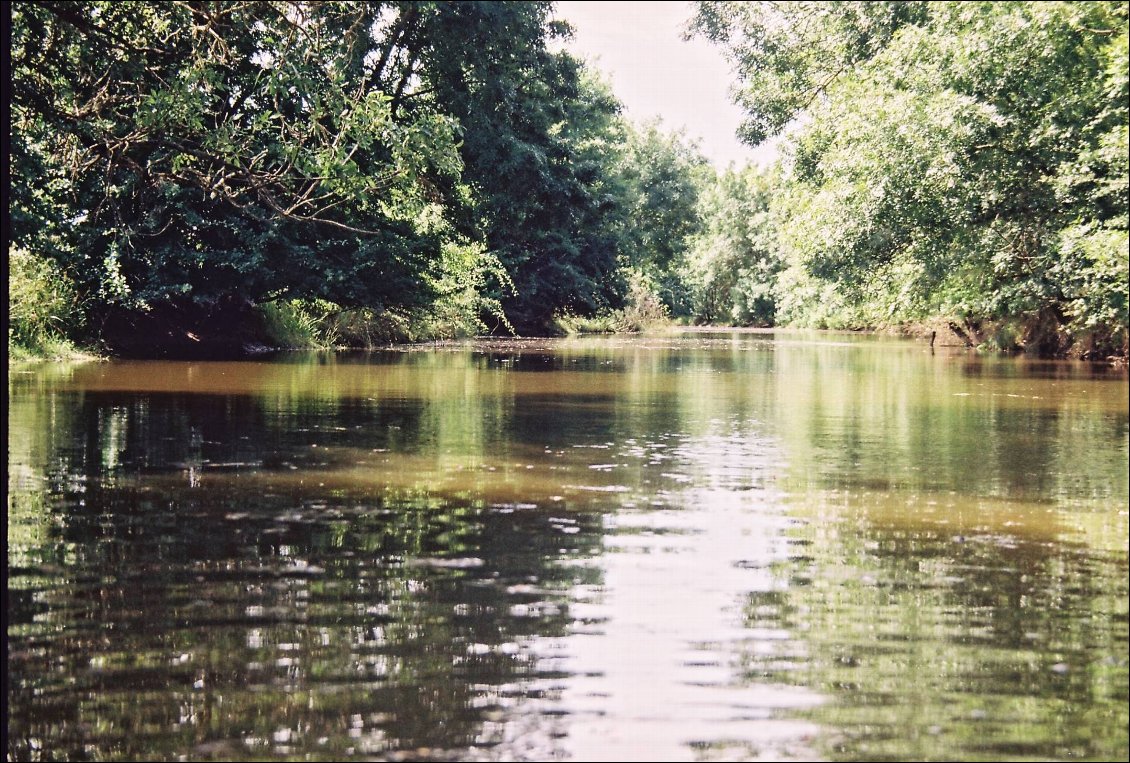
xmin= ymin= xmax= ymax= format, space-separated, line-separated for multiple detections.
xmin=894 ymin=318 xmax=1128 ymax=364
xmin=7 ymin=340 xmax=102 ymax=365
xmin=9 ymin=305 xmax=1125 ymax=365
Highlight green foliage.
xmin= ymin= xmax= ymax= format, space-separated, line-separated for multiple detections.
xmin=552 ymin=271 xmax=670 ymax=335
xmin=10 ymin=2 xmax=470 ymax=320
xmin=428 ymin=37 xmax=634 ymax=332
xmin=7 ymin=246 xmax=84 ymax=358
xmin=323 ymin=307 xmax=413 ymax=347
xmin=11 ymin=1 xmax=705 ymax=348
xmin=696 ymin=0 xmax=1129 ymax=357
xmin=613 ymin=122 xmax=712 ymax=315
xmin=17 ymin=1 xmax=1119 ymax=358
xmin=1055 ymin=225 xmax=1130 ymax=353
xmin=417 ymin=239 xmax=513 ymax=339
xmin=688 ymin=1 xmax=929 ymax=146
xmin=257 ymin=299 xmax=339 ymax=350
xmin=686 ymin=167 xmax=784 ymax=326
xmin=551 ymin=312 xmax=620 ymax=337
xmin=258 ymin=237 xmax=512 ymax=347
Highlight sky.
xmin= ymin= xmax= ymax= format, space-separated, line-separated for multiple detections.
xmin=552 ymin=0 xmax=778 ymax=169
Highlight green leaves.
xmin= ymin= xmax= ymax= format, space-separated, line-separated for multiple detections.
xmin=691 ymin=1 xmax=1127 ymax=356
xmin=9 ymin=2 xmax=480 ymax=330
xmin=688 ymin=1 xmax=928 ymax=145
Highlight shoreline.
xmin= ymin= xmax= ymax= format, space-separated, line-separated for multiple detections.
xmin=11 ymin=322 xmax=1126 ymax=366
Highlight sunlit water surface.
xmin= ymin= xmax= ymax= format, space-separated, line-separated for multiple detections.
xmin=8 ymin=330 xmax=1129 ymax=761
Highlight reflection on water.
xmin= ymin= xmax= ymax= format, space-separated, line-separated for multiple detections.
xmin=8 ymin=331 xmax=1129 ymax=761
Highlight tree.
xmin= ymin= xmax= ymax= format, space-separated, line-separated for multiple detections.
xmin=614 ymin=122 xmax=712 ymax=316
xmin=688 ymin=1 xmax=928 ymax=146
xmin=11 ymin=2 xmax=474 ymax=336
xmin=686 ymin=167 xmax=783 ymax=325
xmin=694 ymin=1 xmax=1128 ymax=356
xmin=412 ymin=2 xmax=634 ymax=332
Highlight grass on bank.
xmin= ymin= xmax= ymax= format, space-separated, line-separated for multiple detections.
xmin=7 ymin=246 xmax=94 ymax=362
xmin=552 ymin=272 xmax=672 ymax=336
xmin=257 ymin=295 xmax=508 ymax=349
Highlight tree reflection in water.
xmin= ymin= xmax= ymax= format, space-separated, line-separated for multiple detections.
xmin=8 ymin=334 xmax=1128 ymax=760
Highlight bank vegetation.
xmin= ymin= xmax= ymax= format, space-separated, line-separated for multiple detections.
xmin=9 ymin=1 xmax=1127 ymax=361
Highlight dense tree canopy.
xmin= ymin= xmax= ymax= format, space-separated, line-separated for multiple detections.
xmin=685 ymin=167 xmax=781 ymax=326
xmin=688 ymin=1 xmax=929 ymax=146
xmin=11 ymin=2 xmax=469 ymax=314
xmin=10 ymin=1 xmax=684 ymax=348
xmin=8 ymin=1 xmax=1127 ymax=359
xmin=614 ymin=122 xmax=712 ymax=315
xmin=404 ymin=2 xmax=634 ymax=331
xmin=690 ymin=0 xmax=1128 ymax=357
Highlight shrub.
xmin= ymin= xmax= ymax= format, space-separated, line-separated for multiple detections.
xmin=257 ymin=299 xmax=339 ymax=349
xmin=8 ymin=246 xmax=82 ymax=357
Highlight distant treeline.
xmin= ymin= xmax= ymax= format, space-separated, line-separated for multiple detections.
xmin=8 ymin=1 xmax=1127 ymax=359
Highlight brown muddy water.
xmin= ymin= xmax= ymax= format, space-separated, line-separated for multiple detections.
xmin=7 ymin=330 xmax=1129 ymax=761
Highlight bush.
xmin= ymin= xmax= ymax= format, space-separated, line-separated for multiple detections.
xmin=327 ymin=307 xmax=412 ymax=347
xmin=8 ymin=246 xmax=83 ymax=357
xmin=550 ymin=311 xmax=619 ymax=336
xmin=552 ymin=271 xmax=669 ymax=335
xmin=617 ymin=271 xmax=670 ymax=331
xmin=257 ymin=299 xmax=339 ymax=349
xmin=1057 ymin=226 xmax=1129 ymax=358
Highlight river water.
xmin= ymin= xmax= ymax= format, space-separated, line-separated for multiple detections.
xmin=7 ymin=330 xmax=1128 ymax=761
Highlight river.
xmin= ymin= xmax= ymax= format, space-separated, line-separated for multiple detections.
xmin=7 ymin=330 xmax=1128 ymax=761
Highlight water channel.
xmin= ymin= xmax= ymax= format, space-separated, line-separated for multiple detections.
xmin=8 ymin=330 xmax=1128 ymax=761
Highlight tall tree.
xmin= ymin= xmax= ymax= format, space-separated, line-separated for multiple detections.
xmin=694 ymin=1 xmax=1129 ymax=355
xmin=688 ymin=1 xmax=928 ymax=146
xmin=411 ymin=1 xmax=633 ymax=332
xmin=686 ymin=167 xmax=782 ymax=326
xmin=11 ymin=2 xmax=469 ymax=325
xmin=615 ymin=122 xmax=712 ymax=315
